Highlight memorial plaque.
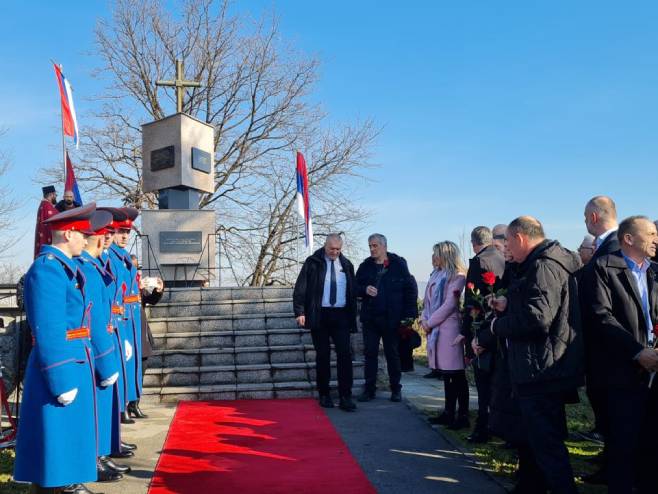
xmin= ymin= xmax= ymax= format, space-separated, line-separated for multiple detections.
xmin=191 ymin=147 xmax=211 ymax=174
xmin=159 ymin=231 xmax=203 ymax=253
xmin=151 ymin=146 xmax=175 ymax=171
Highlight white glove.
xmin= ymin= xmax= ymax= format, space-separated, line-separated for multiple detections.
xmin=125 ymin=340 xmax=133 ymax=361
xmin=57 ymin=388 xmax=78 ymax=406
xmin=100 ymin=372 xmax=119 ymax=387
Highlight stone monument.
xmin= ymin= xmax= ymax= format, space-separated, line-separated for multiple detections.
xmin=141 ymin=59 xmax=217 ymax=286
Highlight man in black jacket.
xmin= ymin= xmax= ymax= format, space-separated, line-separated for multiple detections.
xmin=490 ymin=216 xmax=582 ymax=494
xmin=591 ymin=216 xmax=658 ymax=494
xmin=356 ymin=233 xmax=417 ymax=403
xmin=293 ymin=234 xmax=357 ymax=411
xmin=462 ymin=226 xmax=505 ymax=443
xmin=578 ymin=195 xmax=619 ymax=483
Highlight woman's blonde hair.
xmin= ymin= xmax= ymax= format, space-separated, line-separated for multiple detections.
xmin=432 ymin=241 xmax=466 ymax=278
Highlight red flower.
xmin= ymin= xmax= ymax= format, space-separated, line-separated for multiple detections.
xmin=466 ymin=282 xmax=475 ymax=291
xmin=482 ymin=271 xmax=496 ymax=286
xmin=653 ymin=323 xmax=658 ymax=338
xmin=383 ymin=259 xmax=390 ymax=268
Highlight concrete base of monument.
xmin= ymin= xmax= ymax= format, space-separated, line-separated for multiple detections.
xmin=140 ymin=209 xmax=217 ymax=286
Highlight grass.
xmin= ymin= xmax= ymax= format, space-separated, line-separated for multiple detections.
xmin=0 ymin=450 xmax=27 ymax=493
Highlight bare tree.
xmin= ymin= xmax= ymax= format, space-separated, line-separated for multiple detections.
xmin=69 ymin=0 xmax=377 ymax=285
xmin=0 ymin=129 xmax=21 ymax=259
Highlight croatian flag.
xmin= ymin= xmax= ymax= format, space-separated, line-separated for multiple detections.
xmin=65 ymin=151 xmax=83 ymax=205
xmin=296 ymin=151 xmax=313 ymax=250
xmin=53 ymin=63 xmax=79 ymax=149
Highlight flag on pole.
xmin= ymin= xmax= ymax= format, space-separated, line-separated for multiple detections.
xmin=296 ymin=151 xmax=313 ymax=250
xmin=53 ymin=63 xmax=79 ymax=149
xmin=65 ymin=151 xmax=83 ymax=205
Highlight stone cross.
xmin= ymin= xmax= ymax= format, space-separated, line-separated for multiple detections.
xmin=156 ymin=59 xmax=202 ymax=114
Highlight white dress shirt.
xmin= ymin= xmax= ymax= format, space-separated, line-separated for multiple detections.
xmin=595 ymin=228 xmax=618 ymax=251
xmin=321 ymin=256 xmax=347 ymax=307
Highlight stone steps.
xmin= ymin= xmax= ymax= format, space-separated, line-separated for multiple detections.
xmin=160 ymin=287 xmax=293 ymax=304
xmin=149 ymin=298 xmax=293 ymax=319
xmin=142 ymin=379 xmax=367 ymax=403
xmin=144 ymin=361 xmax=365 ymax=387
xmin=148 ymin=313 xmax=297 ymax=334
xmin=152 ymin=328 xmax=313 ymax=350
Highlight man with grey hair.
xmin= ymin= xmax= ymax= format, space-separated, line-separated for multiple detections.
xmin=491 ymin=224 xmax=507 ymax=253
xmin=577 ymin=234 xmax=596 ymax=265
xmin=356 ymin=234 xmax=417 ymax=402
xmin=293 ymin=234 xmax=358 ymax=411
xmin=462 ymin=226 xmax=505 ymax=443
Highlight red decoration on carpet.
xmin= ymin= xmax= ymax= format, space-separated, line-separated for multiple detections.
xmin=148 ymin=399 xmax=376 ymax=494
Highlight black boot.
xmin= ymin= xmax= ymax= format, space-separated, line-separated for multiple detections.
xmin=120 ymin=411 xmax=135 ymax=424
xmin=447 ymin=414 xmax=470 ymax=430
xmin=428 ymin=410 xmax=454 ymax=425
xmin=121 ymin=441 xmax=137 ymax=451
xmin=127 ymin=400 xmax=148 ymax=419
xmin=96 ymin=458 xmax=123 ymax=482
xmin=338 ymin=396 xmax=357 ymax=412
xmin=109 ymin=448 xmax=134 ymax=459
xmin=61 ymin=484 xmax=102 ymax=494
xmin=100 ymin=456 xmax=131 ymax=473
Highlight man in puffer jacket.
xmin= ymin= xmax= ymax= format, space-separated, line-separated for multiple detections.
xmin=488 ymin=216 xmax=583 ymax=494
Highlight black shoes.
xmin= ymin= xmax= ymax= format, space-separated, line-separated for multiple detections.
xmin=121 ymin=441 xmax=137 ymax=451
xmin=339 ymin=396 xmax=357 ymax=412
xmin=390 ymin=390 xmax=402 ymax=402
xmin=423 ymin=369 xmax=441 ymax=379
xmin=96 ymin=459 xmax=123 ymax=482
xmin=100 ymin=456 xmax=131 ymax=474
xmin=357 ymin=390 xmax=375 ymax=402
xmin=120 ymin=411 xmax=135 ymax=425
xmin=428 ymin=411 xmax=454 ymax=425
xmin=127 ymin=401 xmax=148 ymax=419
xmin=109 ymin=448 xmax=134 ymax=459
xmin=467 ymin=429 xmax=490 ymax=443
xmin=61 ymin=484 xmax=100 ymax=494
xmin=319 ymin=395 xmax=334 ymax=408
xmin=447 ymin=415 xmax=470 ymax=430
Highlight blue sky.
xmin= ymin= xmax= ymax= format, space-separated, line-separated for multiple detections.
xmin=2 ymin=1 xmax=658 ymax=283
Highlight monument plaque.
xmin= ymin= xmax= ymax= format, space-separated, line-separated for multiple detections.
xmin=191 ymin=147 xmax=211 ymax=174
xmin=151 ymin=146 xmax=175 ymax=171
xmin=159 ymin=231 xmax=203 ymax=253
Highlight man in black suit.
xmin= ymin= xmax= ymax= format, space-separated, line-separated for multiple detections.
xmin=462 ymin=226 xmax=505 ymax=443
xmin=591 ymin=216 xmax=658 ymax=494
xmin=579 ymin=196 xmax=620 ymax=483
xmin=293 ymin=234 xmax=357 ymax=412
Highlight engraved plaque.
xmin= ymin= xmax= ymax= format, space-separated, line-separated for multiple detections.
xmin=159 ymin=231 xmax=203 ymax=253
xmin=151 ymin=146 xmax=175 ymax=171
xmin=191 ymin=147 xmax=211 ymax=174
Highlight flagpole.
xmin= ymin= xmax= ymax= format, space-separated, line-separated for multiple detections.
xmin=57 ymin=63 xmax=67 ymax=178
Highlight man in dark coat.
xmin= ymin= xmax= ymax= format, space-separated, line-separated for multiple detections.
xmin=55 ymin=189 xmax=81 ymax=212
xmin=578 ymin=195 xmax=619 ymax=484
xmin=462 ymin=226 xmax=505 ymax=443
xmin=355 ymin=233 xmax=418 ymax=403
xmin=490 ymin=216 xmax=582 ymax=494
xmin=591 ymin=215 xmax=658 ymax=494
xmin=293 ymin=234 xmax=357 ymax=411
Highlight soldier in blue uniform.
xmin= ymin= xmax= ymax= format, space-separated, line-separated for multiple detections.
xmin=14 ymin=204 xmax=101 ymax=494
xmin=76 ymin=210 xmax=131 ymax=481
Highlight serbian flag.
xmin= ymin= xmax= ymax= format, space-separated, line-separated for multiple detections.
xmin=65 ymin=151 xmax=83 ymax=205
xmin=53 ymin=63 xmax=79 ymax=148
xmin=296 ymin=151 xmax=313 ymax=250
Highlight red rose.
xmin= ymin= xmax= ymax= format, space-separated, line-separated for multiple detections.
xmin=466 ymin=282 xmax=475 ymax=291
xmin=653 ymin=323 xmax=658 ymax=338
xmin=482 ymin=271 xmax=496 ymax=286
xmin=383 ymin=259 xmax=390 ymax=268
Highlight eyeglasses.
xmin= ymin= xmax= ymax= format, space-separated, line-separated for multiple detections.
xmin=493 ymin=234 xmax=506 ymax=240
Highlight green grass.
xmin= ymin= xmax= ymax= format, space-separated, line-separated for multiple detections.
xmin=0 ymin=450 xmax=27 ymax=493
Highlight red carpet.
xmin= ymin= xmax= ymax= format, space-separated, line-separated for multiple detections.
xmin=148 ymin=399 xmax=376 ymax=494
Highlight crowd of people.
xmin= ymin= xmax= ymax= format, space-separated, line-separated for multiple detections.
xmin=294 ymin=195 xmax=658 ymax=494
xmin=17 ymin=191 xmax=164 ymax=494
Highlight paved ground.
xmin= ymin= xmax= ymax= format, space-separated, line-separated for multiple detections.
xmin=86 ymin=364 xmax=502 ymax=494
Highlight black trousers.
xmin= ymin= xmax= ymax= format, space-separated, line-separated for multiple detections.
xmin=517 ymin=392 xmax=577 ymax=494
xmin=311 ymin=308 xmax=353 ymax=397
xmin=363 ymin=318 xmax=401 ymax=393
xmin=443 ymin=371 xmax=469 ymax=417
xmin=473 ymin=365 xmax=492 ymax=431
xmin=606 ymin=384 xmax=658 ymax=494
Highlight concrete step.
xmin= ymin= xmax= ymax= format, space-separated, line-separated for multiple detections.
xmin=152 ymin=328 xmax=314 ymax=350
xmin=160 ymin=287 xmax=293 ymax=304
xmin=141 ymin=378 xmax=367 ymax=403
xmin=148 ymin=313 xmax=296 ymax=334
xmin=148 ymin=343 xmax=361 ymax=368
xmin=148 ymin=298 xmax=294 ymax=319
xmin=143 ymin=361 xmax=366 ymax=387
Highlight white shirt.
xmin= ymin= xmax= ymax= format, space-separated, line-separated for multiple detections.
xmin=321 ymin=256 xmax=347 ymax=307
xmin=595 ymin=228 xmax=618 ymax=251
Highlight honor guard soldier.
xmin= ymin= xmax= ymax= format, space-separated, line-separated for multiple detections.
xmin=76 ymin=210 xmax=130 ymax=481
xmin=14 ymin=204 xmax=101 ymax=494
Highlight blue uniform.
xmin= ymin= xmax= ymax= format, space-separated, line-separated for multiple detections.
xmin=14 ymin=246 xmax=97 ymax=487
xmin=108 ymin=243 xmax=142 ymax=402
xmin=77 ymin=251 xmax=121 ymax=457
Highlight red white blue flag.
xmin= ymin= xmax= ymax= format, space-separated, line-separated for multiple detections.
xmin=53 ymin=63 xmax=79 ymax=149
xmin=65 ymin=151 xmax=83 ymax=205
xmin=296 ymin=151 xmax=313 ymax=250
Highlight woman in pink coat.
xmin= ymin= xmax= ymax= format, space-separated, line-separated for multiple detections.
xmin=421 ymin=241 xmax=469 ymax=430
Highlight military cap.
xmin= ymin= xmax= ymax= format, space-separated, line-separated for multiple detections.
xmin=89 ymin=210 xmax=113 ymax=235
xmin=44 ymin=202 xmax=96 ymax=234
